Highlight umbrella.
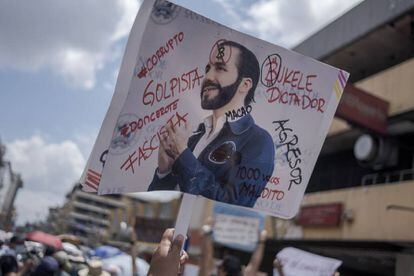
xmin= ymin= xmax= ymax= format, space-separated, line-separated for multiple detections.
xmin=26 ymin=231 xmax=63 ymax=250
xmin=90 ymin=245 xmax=122 ymax=259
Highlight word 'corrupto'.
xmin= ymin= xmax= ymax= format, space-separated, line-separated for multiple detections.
xmin=138 ymin=32 xmax=184 ymax=78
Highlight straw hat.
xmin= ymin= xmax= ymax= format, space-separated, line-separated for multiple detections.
xmin=54 ymin=251 xmax=72 ymax=272
xmin=78 ymin=260 xmax=110 ymax=276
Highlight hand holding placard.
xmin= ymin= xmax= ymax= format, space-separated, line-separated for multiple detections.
xmin=148 ymin=228 xmax=188 ymax=276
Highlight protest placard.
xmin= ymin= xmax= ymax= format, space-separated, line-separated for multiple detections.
xmin=81 ymin=0 xmax=349 ymax=219
xmin=213 ymin=203 xmax=264 ymax=252
xmin=275 ymin=247 xmax=342 ymax=276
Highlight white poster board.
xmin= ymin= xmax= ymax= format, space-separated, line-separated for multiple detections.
xmin=81 ymin=0 xmax=349 ymax=218
xmin=183 ymin=264 xmax=199 ymax=276
xmin=213 ymin=202 xmax=264 ymax=252
xmin=275 ymin=247 xmax=342 ymax=276
xmin=214 ymin=214 xmax=259 ymax=248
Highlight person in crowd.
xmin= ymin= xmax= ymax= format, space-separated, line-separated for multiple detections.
xmin=129 ymin=227 xmax=139 ymax=276
xmin=0 ymin=254 xmax=19 ymax=276
xmin=198 ymin=217 xmax=215 ymax=276
xmin=0 ymin=240 xmax=34 ymax=276
xmin=53 ymin=251 xmax=72 ymax=276
xmin=0 ymin=239 xmax=10 ymax=256
xmin=67 ymin=253 xmax=87 ymax=274
xmin=273 ymin=257 xmax=284 ymax=276
xmin=216 ymin=255 xmax=242 ymax=276
xmin=31 ymin=254 xmax=59 ymax=276
xmin=5 ymin=235 xmax=25 ymax=257
xmin=78 ymin=259 xmax=110 ymax=276
xmin=244 ymin=230 xmax=267 ymax=276
xmin=147 ymin=228 xmax=188 ymax=276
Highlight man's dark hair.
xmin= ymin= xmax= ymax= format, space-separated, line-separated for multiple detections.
xmin=10 ymin=235 xmax=24 ymax=245
xmin=220 ymin=255 xmax=242 ymax=276
xmin=9 ymin=235 xmax=24 ymax=248
xmin=220 ymin=40 xmax=260 ymax=106
xmin=44 ymin=246 xmax=56 ymax=256
xmin=0 ymin=255 xmax=18 ymax=274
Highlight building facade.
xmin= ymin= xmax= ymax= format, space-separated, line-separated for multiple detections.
xmin=266 ymin=1 xmax=414 ymax=275
xmin=56 ymin=186 xmax=181 ymax=246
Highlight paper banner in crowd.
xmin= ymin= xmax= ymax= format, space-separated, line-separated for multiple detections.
xmin=183 ymin=264 xmax=200 ymax=276
xmin=81 ymin=0 xmax=349 ymax=218
xmin=213 ymin=202 xmax=264 ymax=252
xmin=274 ymin=247 xmax=342 ymax=276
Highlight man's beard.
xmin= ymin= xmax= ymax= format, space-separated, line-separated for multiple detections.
xmin=200 ymin=77 xmax=242 ymax=110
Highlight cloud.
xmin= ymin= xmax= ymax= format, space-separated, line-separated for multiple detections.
xmin=213 ymin=0 xmax=363 ymax=47
xmin=73 ymin=132 xmax=98 ymax=159
xmin=0 ymin=0 xmax=140 ymax=89
xmin=6 ymin=136 xmax=85 ymax=224
xmin=13 ymin=190 xmax=65 ymax=225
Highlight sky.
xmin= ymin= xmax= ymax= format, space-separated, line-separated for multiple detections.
xmin=0 ymin=0 xmax=363 ymax=225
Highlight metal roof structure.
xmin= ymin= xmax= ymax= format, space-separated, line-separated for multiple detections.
xmin=294 ymin=0 xmax=414 ymax=83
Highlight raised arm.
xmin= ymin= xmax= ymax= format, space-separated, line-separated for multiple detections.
xmin=199 ymin=218 xmax=215 ymax=276
xmin=244 ymin=230 xmax=267 ymax=276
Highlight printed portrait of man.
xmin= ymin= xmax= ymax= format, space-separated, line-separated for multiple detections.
xmin=148 ymin=40 xmax=275 ymax=207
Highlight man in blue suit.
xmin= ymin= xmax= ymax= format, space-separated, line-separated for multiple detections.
xmin=148 ymin=40 xmax=275 ymax=207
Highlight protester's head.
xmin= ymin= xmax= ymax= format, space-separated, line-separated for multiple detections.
xmin=201 ymin=40 xmax=259 ymax=110
xmin=54 ymin=251 xmax=72 ymax=272
xmin=0 ymin=255 xmax=18 ymax=276
xmin=32 ymin=256 xmax=59 ymax=276
xmin=44 ymin=245 xmax=56 ymax=256
xmin=9 ymin=235 xmax=24 ymax=249
xmin=217 ymin=255 xmax=242 ymax=276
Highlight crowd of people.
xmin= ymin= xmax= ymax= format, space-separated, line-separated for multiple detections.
xmin=147 ymin=223 xmax=287 ymax=276
xmin=0 ymin=221 xmax=339 ymax=276
xmin=0 ymin=231 xmax=150 ymax=276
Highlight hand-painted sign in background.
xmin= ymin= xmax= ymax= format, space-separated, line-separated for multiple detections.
xmin=275 ymin=247 xmax=342 ymax=276
xmin=213 ymin=203 xmax=264 ymax=252
xmin=80 ymin=0 xmax=349 ymax=218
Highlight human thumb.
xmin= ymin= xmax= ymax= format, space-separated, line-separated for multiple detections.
xmin=171 ymin=234 xmax=184 ymax=258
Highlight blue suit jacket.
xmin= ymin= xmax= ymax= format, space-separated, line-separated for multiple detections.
xmin=148 ymin=114 xmax=275 ymax=207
